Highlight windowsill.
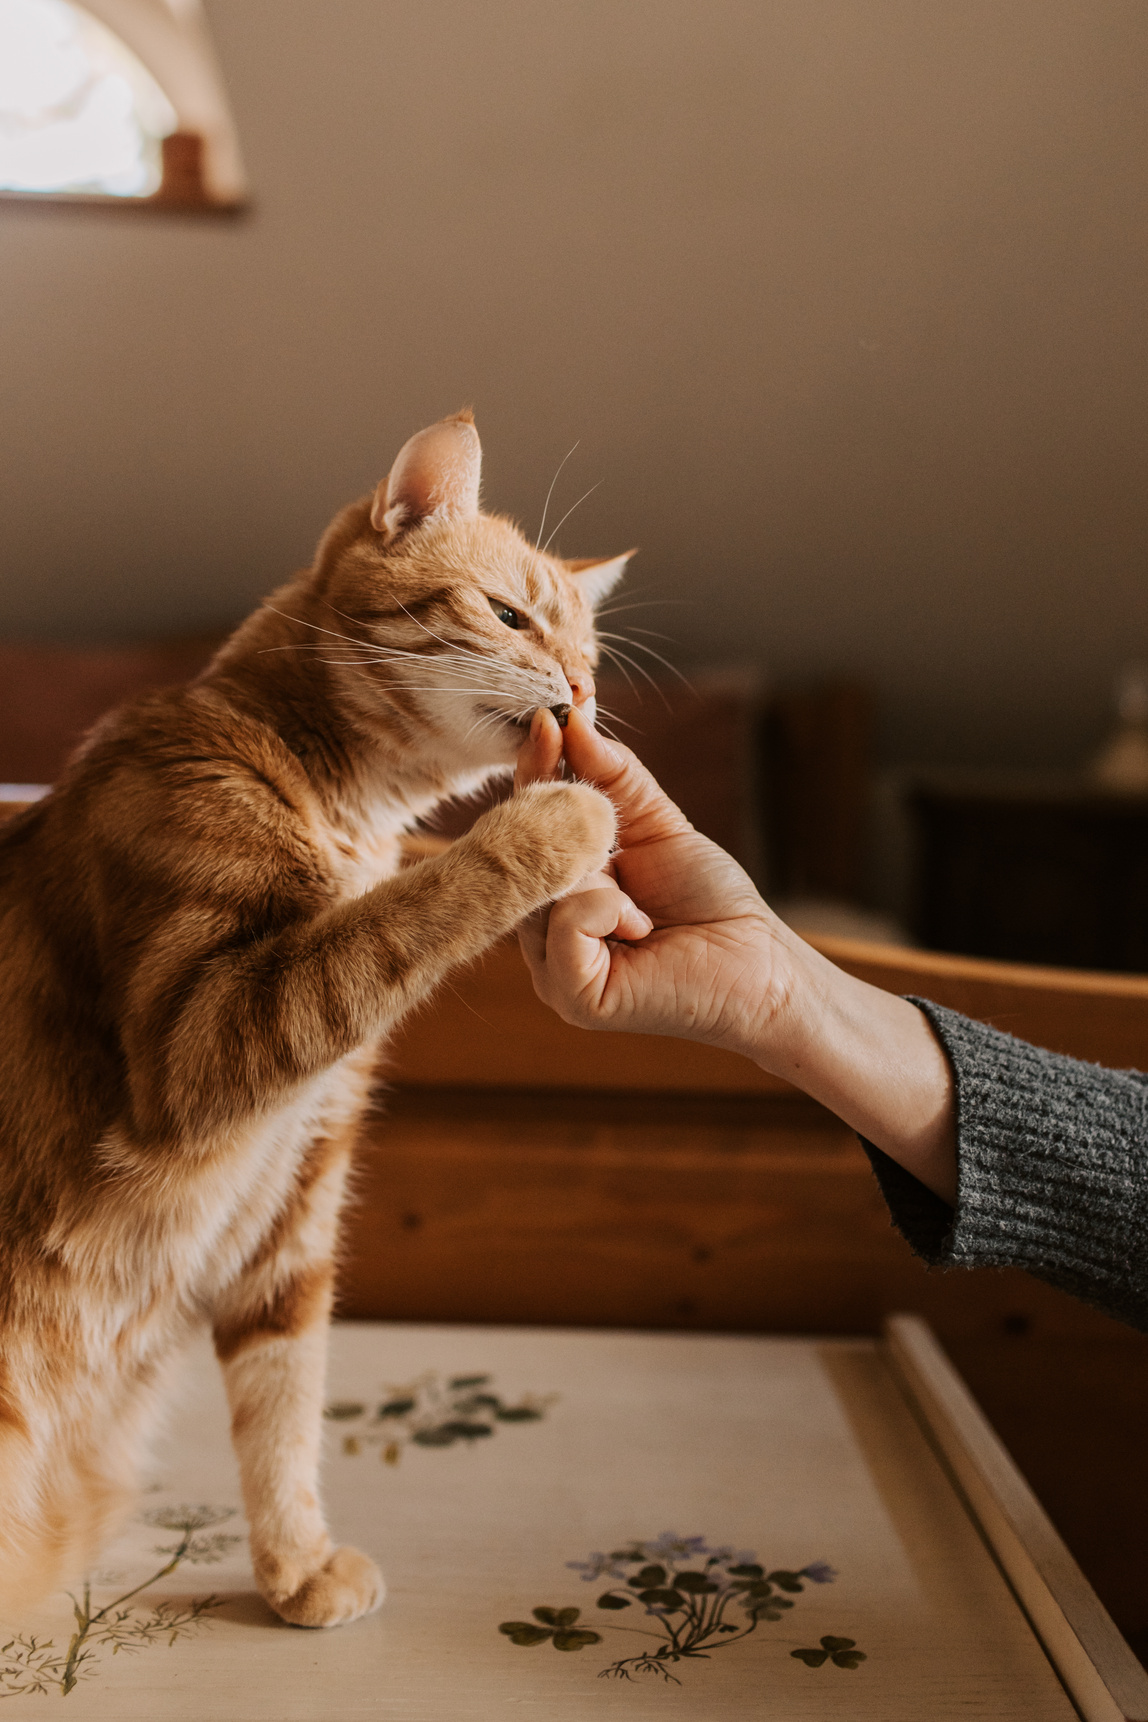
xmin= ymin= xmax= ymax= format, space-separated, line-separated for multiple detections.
xmin=0 ymin=186 xmax=247 ymax=216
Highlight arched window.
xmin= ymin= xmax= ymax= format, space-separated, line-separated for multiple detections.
xmin=0 ymin=0 xmax=246 ymax=209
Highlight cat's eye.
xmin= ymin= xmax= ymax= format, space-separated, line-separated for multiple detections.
xmin=488 ymin=598 xmax=522 ymax=629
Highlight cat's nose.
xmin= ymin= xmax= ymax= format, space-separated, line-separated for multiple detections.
xmin=567 ymin=670 xmax=595 ymax=708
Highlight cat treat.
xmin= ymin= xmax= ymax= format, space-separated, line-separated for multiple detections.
xmin=0 ymin=411 xmax=632 ymax=1631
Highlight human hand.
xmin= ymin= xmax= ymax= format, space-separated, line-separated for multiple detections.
xmin=513 ymin=706 xmax=801 ymax=1059
xmin=513 ymin=706 xmax=957 ymax=1201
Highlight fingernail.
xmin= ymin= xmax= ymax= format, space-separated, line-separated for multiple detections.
xmin=529 ymin=708 xmax=544 ymax=741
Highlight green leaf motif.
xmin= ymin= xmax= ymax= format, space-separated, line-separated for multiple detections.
xmin=412 ymin=1426 xmax=457 ymax=1447
xmin=449 ymin=1374 xmax=490 ymax=1389
xmin=494 ymin=1406 xmax=543 ymax=1422
xmin=496 ymin=1541 xmax=861 ymax=1687
xmin=441 ymin=1420 xmax=495 ymax=1440
xmin=792 ymin=1636 xmax=867 ymax=1671
xmin=499 ymin=1622 xmax=551 ymax=1646
xmin=377 ymin=1397 xmax=416 ymax=1418
xmin=323 ymin=1402 xmax=365 ymax=1421
xmin=638 ymin=1588 xmax=685 ymax=1610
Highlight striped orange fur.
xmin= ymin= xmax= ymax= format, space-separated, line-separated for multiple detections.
xmin=0 ymin=413 xmax=628 ymax=1627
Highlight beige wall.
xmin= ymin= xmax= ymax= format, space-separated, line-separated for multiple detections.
xmin=1 ymin=0 xmax=1145 ymax=766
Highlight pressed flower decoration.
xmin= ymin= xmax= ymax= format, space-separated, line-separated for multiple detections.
xmin=325 ymin=1371 xmax=555 ymax=1463
xmin=0 ymin=1505 xmax=239 ymax=1699
xmin=499 ymin=1533 xmax=865 ymax=1685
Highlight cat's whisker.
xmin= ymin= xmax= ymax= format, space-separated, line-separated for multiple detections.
xmin=598 ymin=642 xmax=672 ymax=709
xmin=537 ymin=439 xmax=580 ymax=547
xmin=461 ymin=709 xmax=515 ymax=747
xmin=593 ymin=598 xmax=690 ymax=620
xmin=540 ymin=480 xmax=602 ymax=557
xmin=263 ymin=606 xmax=375 ymax=651
xmin=595 ymin=643 xmax=639 ymax=699
xmin=626 ymin=627 xmax=680 ymax=645
xmin=603 ymin=633 xmax=695 ymax=694
xmin=592 ymin=703 xmax=639 ymax=734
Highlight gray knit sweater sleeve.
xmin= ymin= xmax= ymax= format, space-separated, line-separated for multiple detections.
xmin=863 ymin=998 xmax=1148 ymax=1330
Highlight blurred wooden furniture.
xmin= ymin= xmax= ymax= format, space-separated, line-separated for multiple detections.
xmin=763 ymin=680 xmax=874 ymax=902
xmin=910 ymin=769 xmax=1148 ymax=971
xmin=342 ymin=933 xmax=1148 ymax=1662
xmin=0 ymin=635 xmax=225 ymax=784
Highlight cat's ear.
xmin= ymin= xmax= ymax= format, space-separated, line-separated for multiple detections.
xmin=371 ymin=409 xmax=482 ymax=543
xmin=565 ymin=550 xmax=634 ymax=608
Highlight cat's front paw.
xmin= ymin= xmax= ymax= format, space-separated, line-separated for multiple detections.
xmin=499 ymin=779 xmax=617 ymax=900
xmin=266 ymin=1545 xmax=385 ymax=1628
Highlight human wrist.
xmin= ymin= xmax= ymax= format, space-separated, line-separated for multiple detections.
xmin=707 ymin=911 xmax=820 ymax=1068
xmin=741 ymin=937 xmax=958 ymax=1203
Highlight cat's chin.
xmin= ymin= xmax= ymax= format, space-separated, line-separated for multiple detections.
xmin=460 ymin=708 xmax=531 ymax=769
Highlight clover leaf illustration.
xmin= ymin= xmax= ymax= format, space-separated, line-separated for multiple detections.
xmin=499 ymin=1607 xmax=602 ymax=1651
xmin=326 ymin=1371 xmax=555 ymax=1463
xmin=791 ymin=1634 xmax=867 ymax=1669
xmin=499 ymin=1534 xmax=860 ymax=1686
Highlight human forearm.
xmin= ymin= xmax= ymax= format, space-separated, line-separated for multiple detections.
xmin=739 ymin=934 xmax=959 ymax=1205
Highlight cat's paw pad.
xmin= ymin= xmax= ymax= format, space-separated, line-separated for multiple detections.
xmin=270 ymin=1545 xmax=385 ymax=1628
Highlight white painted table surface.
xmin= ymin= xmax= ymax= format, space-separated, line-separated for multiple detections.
xmin=3 ymin=1322 xmax=1076 ymax=1720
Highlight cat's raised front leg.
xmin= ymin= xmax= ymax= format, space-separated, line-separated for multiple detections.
xmin=150 ymin=778 xmax=615 ymax=1140
xmin=211 ymin=1131 xmax=382 ymax=1628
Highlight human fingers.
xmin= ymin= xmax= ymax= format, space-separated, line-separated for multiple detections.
xmin=560 ymin=705 xmax=692 ymax=846
xmin=539 ymin=880 xmax=652 ymax=998
xmin=520 ymin=874 xmax=651 ymax=986
xmin=514 ymin=707 xmax=564 ymax=790
xmin=518 ymin=902 xmax=551 ymax=973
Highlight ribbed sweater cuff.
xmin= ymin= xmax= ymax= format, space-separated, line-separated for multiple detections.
xmin=861 ymin=998 xmax=1148 ymax=1330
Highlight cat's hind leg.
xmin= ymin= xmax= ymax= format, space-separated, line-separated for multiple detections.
xmin=0 ymin=1368 xmax=139 ymax=1621
xmin=211 ymin=1129 xmax=383 ymax=1628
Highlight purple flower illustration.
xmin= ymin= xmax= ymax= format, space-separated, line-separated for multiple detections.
xmin=566 ymin=1552 xmax=628 ymax=1583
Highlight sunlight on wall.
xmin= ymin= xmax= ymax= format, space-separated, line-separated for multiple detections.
xmin=0 ymin=0 xmax=176 ymax=195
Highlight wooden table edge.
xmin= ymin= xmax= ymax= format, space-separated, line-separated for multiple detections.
xmin=882 ymin=1311 xmax=1148 ymax=1722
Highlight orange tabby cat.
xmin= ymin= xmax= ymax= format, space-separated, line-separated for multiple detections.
xmin=0 ymin=411 xmax=629 ymax=1627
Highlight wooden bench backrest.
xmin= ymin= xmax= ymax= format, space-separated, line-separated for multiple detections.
xmin=387 ymin=933 xmax=1148 ymax=1089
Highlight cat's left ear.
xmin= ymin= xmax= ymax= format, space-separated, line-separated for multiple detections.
xmin=371 ymin=409 xmax=482 ymax=543
xmin=565 ymin=550 xmax=635 ymax=608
